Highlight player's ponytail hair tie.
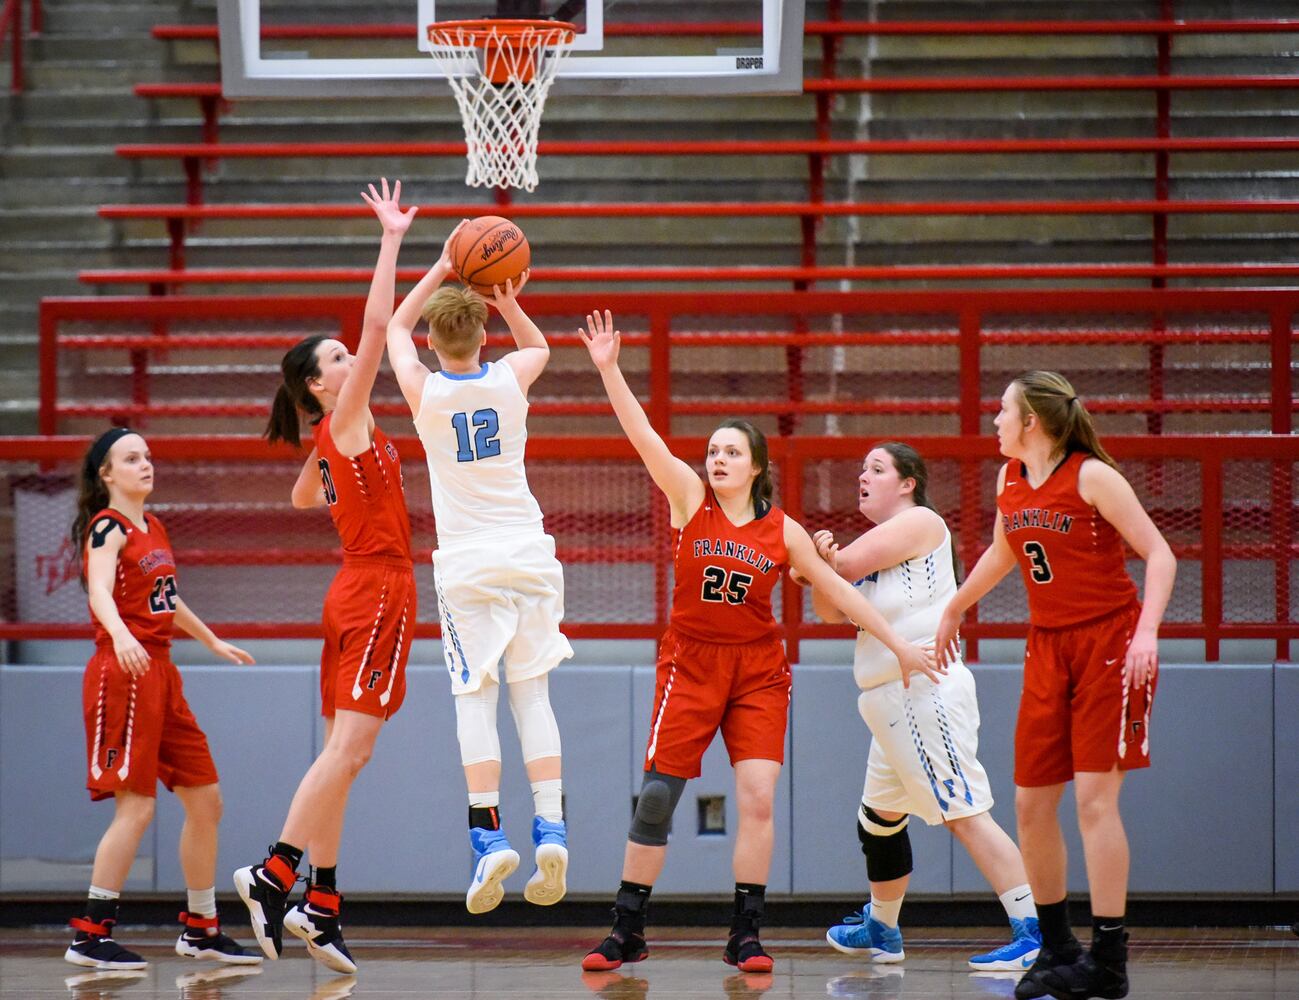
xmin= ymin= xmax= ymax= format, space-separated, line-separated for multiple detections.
xmin=86 ymin=426 xmax=135 ymax=474
xmin=1067 ymin=396 xmax=1078 ymax=406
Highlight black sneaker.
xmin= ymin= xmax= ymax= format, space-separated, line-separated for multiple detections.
xmin=1015 ymin=941 xmax=1084 ymax=1000
xmin=233 ymin=853 xmax=295 ymax=960
xmin=284 ymin=885 xmax=357 ymax=974
xmin=175 ymin=911 xmax=263 ymax=965
xmin=581 ymin=928 xmax=649 ymax=971
xmin=64 ymin=917 xmax=147 ymax=971
xmin=724 ymin=930 xmax=774 ymax=973
xmin=1040 ymin=945 xmax=1129 ymax=1000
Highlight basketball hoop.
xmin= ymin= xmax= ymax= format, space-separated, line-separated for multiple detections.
xmin=426 ymin=19 xmax=577 ymax=192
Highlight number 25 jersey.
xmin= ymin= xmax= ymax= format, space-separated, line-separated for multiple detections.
xmin=998 ymin=450 xmax=1137 ymax=628
xmin=414 ymin=361 xmax=544 ymax=546
xmin=670 ymin=487 xmax=789 ymax=643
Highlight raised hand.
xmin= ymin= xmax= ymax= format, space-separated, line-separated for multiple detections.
xmin=492 ymin=270 xmax=529 ymax=308
xmin=579 ymin=309 xmax=621 ymax=372
xmin=360 ymin=177 xmax=417 ymax=236
xmin=439 ymin=218 xmax=470 ymax=273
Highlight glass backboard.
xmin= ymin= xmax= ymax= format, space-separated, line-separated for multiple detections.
xmin=218 ymin=0 xmax=804 ymax=98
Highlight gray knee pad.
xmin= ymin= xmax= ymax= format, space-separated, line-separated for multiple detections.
xmin=628 ymin=769 xmax=687 ymax=847
xmin=858 ymin=805 xmax=913 ymax=883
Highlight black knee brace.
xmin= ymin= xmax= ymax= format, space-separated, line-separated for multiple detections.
xmin=857 ymin=805 xmax=913 ymax=883
xmin=628 ymin=768 xmax=687 ymax=847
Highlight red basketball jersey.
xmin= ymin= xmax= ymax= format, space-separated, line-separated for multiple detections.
xmin=86 ymin=509 xmax=178 ymax=651
xmin=312 ymin=413 xmax=412 ymax=562
xmin=998 ymin=451 xmax=1138 ymax=628
xmin=669 ymin=488 xmax=789 ymax=643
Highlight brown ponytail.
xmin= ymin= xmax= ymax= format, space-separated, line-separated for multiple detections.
xmin=265 ymin=336 xmax=327 ymax=446
xmin=70 ymin=427 xmax=123 ymax=588
xmin=1012 ymin=371 xmax=1118 ymax=469
xmin=715 ymin=418 xmax=774 ymax=512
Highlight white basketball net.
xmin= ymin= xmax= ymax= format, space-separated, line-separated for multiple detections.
xmin=427 ymin=21 xmax=575 ymax=192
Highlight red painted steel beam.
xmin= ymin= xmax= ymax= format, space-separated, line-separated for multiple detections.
xmin=804 ymin=75 xmax=1299 ymax=93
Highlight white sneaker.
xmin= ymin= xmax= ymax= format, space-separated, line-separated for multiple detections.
xmin=524 ymin=817 xmax=569 ymax=906
xmin=466 ymin=827 xmax=519 ymax=915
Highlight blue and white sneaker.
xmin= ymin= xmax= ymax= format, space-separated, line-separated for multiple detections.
xmin=825 ymin=905 xmax=905 ymax=963
xmin=967 ymin=917 xmax=1041 ymax=972
xmin=524 ymin=817 xmax=569 ymax=906
xmin=466 ymin=827 xmax=519 ymax=914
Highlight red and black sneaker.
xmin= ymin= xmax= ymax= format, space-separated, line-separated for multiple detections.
xmin=581 ymin=929 xmax=649 ymax=972
xmin=175 ymin=911 xmax=262 ymax=965
xmin=64 ymin=917 xmax=146 ymax=971
xmin=724 ymin=931 xmax=774 ymax=973
xmin=233 ymin=851 xmax=297 ymax=960
xmin=285 ymin=885 xmax=357 ymax=974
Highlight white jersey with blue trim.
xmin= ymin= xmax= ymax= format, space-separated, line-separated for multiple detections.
xmin=852 ymin=524 xmax=960 ymax=690
xmin=414 ymin=360 xmax=543 ymax=546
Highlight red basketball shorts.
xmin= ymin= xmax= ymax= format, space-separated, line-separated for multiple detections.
xmin=1015 ymin=601 xmax=1155 ymax=787
xmin=82 ymin=646 xmax=219 ymax=801
xmin=320 ymin=558 xmax=416 ymax=720
xmin=643 ymin=627 xmax=791 ymax=779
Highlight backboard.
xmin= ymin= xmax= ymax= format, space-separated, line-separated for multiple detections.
xmin=218 ymin=0 xmax=805 ymax=98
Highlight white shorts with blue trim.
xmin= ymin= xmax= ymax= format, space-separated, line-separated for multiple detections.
xmin=856 ymin=660 xmax=994 ymax=826
xmin=433 ymin=532 xmax=573 ymax=696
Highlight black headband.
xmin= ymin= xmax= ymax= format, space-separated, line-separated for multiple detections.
xmin=86 ymin=426 xmax=135 ymax=473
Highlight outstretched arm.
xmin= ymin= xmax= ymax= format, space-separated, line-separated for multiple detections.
xmin=173 ymin=598 xmax=255 ymax=665
xmin=388 ymin=221 xmax=467 ymax=415
xmin=786 ymin=518 xmax=941 ymax=688
xmin=332 ymin=178 xmax=417 ymax=457
xmin=579 ymin=309 xmax=703 ymax=525
xmin=494 ymin=273 xmax=550 ymax=396
xmin=934 ymin=468 xmax=1017 ymax=667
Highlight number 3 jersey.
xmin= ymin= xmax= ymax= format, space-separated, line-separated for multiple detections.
xmin=998 ymin=450 xmax=1137 ymax=628
xmin=85 ymin=509 xmax=178 ymax=651
xmin=669 ymin=487 xmax=789 ymax=643
xmin=414 ymin=361 xmax=543 ymax=546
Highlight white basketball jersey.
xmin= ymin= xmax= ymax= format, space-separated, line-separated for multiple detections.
xmin=414 ymin=360 xmax=543 ymax=545
xmin=852 ymin=524 xmax=960 ymax=690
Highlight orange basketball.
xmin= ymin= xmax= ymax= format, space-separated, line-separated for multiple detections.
xmin=452 ymin=216 xmax=531 ymax=296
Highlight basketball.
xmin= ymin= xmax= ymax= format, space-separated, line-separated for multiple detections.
xmin=452 ymin=216 xmax=531 ymax=296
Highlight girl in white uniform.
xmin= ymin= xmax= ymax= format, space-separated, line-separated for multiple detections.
xmin=801 ymin=442 xmax=1041 ymax=972
xmin=387 ymin=226 xmax=572 ymax=916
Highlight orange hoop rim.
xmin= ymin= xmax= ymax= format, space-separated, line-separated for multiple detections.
xmin=426 ymin=19 xmax=578 ymax=47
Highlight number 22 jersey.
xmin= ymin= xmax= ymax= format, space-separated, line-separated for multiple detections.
xmin=85 ymin=509 xmax=177 ymax=651
xmin=669 ymin=487 xmax=789 ymax=643
xmin=998 ymin=450 xmax=1137 ymax=628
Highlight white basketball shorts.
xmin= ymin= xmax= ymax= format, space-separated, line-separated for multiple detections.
xmin=856 ymin=660 xmax=994 ymax=826
xmin=433 ymin=532 xmax=574 ymax=695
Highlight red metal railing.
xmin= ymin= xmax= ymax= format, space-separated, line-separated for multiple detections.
xmin=0 ymin=0 xmax=40 ymax=93
xmin=2 ymin=434 xmax=1293 ymax=662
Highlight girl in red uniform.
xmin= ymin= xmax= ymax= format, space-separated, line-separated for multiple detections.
xmin=577 ymin=311 xmax=938 ymax=974
xmin=67 ymin=427 xmax=258 ymax=971
xmin=935 ymin=372 xmax=1176 ymax=1000
xmin=234 ymin=179 xmax=417 ymax=976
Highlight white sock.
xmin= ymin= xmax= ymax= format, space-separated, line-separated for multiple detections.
xmin=870 ymin=894 xmax=904 ymax=928
xmin=87 ymin=885 xmax=120 ymax=901
xmin=999 ymin=883 xmax=1037 ymax=924
xmin=531 ymin=779 xmax=563 ymax=822
xmin=469 ymin=790 xmax=500 ymax=808
xmin=187 ymin=886 xmax=217 ymax=918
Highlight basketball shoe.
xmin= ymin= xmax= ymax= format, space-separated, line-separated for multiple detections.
xmin=524 ymin=817 xmax=569 ymax=905
xmin=284 ymin=885 xmax=357 ymax=974
xmin=1039 ymin=935 xmax=1128 ymax=1000
xmin=1013 ymin=940 xmax=1084 ymax=1000
xmin=65 ymin=912 xmax=146 ymax=971
xmin=826 ymin=904 xmax=905 ymax=963
xmin=174 ymin=911 xmax=261 ymax=965
xmin=968 ymin=917 xmax=1042 ymax=971
xmin=582 ymin=927 xmax=649 ymax=972
xmin=466 ymin=826 xmax=520 ymax=914
xmin=232 ymin=852 xmax=297 ymax=959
